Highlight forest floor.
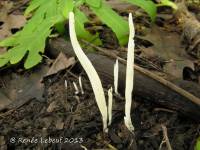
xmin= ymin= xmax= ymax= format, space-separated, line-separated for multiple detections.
xmin=0 ymin=0 xmax=200 ymax=149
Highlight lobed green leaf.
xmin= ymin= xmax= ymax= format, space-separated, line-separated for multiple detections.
xmin=0 ymin=0 xmax=74 ymax=69
xmin=88 ymin=1 xmax=129 ymax=46
xmin=195 ymin=137 xmax=200 ymax=150
xmin=86 ymin=0 xmax=102 ymax=8
xmin=158 ymin=0 xmax=178 ymax=10
xmin=74 ymin=9 xmax=102 ymax=45
xmin=124 ymin=0 xmax=157 ymax=22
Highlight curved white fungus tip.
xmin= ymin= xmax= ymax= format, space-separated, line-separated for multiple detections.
xmin=69 ymin=12 xmax=108 ymax=132
xmin=80 ymin=145 xmax=88 ymax=150
xmin=124 ymin=13 xmax=135 ymax=132
xmin=114 ymin=59 xmax=119 ymax=94
xmin=64 ymin=80 xmax=68 ymax=89
xmin=108 ymin=87 xmax=113 ymax=126
xmin=73 ymin=81 xmax=79 ymax=95
xmin=79 ymin=76 xmax=84 ymax=94
xmin=128 ymin=13 xmax=135 ymax=39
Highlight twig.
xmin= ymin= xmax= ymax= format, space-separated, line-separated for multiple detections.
xmin=134 ymin=64 xmax=200 ymax=106
xmin=160 ymin=124 xmax=173 ymax=150
xmin=81 ymin=40 xmax=200 ymax=106
xmin=154 ymin=108 xmax=175 ymax=113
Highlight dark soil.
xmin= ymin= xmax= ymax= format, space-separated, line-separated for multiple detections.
xmin=0 ymin=0 xmax=200 ymax=150
xmin=0 ymin=67 xmax=199 ymax=150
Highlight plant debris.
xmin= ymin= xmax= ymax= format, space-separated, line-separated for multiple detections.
xmin=0 ymin=0 xmax=200 ymax=149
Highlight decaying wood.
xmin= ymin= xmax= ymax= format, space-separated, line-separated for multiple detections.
xmin=87 ymin=53 xmax=200 ymax=121
xmin=47 ymin=38 xmax=200 ymax=121
xmin=82 ymin=40 xmax=200 ymax=106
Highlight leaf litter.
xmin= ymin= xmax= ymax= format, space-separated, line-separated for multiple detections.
xmin=0 ymin=0 xmax=200 ymax=149
xmin=0 ymin=1 xmax=26 ymax=54
xmin=0 ymin=1 xmax=26 ymax=40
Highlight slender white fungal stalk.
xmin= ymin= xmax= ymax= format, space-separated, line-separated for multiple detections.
xmin=114 ymin=59 xmax=119 ymax=94
xmin=69 ymin=12 xmax=108 ymax=132
xmin=124 ymin=13 xmax=135 ymax=132
xmin=108 ymin=87 xmax=113 ymax=125
xmin=79 ymin=76 xmax=84 ymax=94
xmin=73 ymin=81 xmax=79 ymax=95
xmin=64 ymin=80 xmax=68 ymax=89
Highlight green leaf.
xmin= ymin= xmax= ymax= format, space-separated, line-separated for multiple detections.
xmin=89 ymin=1 xmax=129 ymax=46
xmin=1 ymin=19 xmax=53 ymax=68
xmin=86 ymin=0 xmax=102 ymax=8
xmin=0 ymin=0 xmax=74 ymax=69
xmin=59 ymin=0 xmax=74 ymax=18
xmin=24 ymin=0 xmax=46 ymax=15
xmin=74 ymin=9 xmax=102 ymax=45
xmin=195 ymin=137 xmax=200 ymax=150
xmin=158 ymin=0 xmax=178 ymax=10
xmin=124 ymin=0 xmax=157 ymax=22
xmin=0 ymin=53 xmax=9 ymax=68
xmin=55 ymin=0 xmax=74 ymax=34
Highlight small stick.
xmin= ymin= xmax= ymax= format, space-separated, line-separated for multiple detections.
xmin=160 ymin=124 xmax=173 ymax=150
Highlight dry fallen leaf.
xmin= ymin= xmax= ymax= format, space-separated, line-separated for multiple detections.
xmin=55 ymin=118 xmax=64 ymax=130
xmin=47 ymin=101 xmax=59 ymax=113
xmin=0 ymin=1 xmax=26 ymax=40
xmin=139 ymin=25 xmax=194 ymax=78
xmin=0 ymin=1 xmax=26 ymax=55
xmin=44 ymin=52 xmax=76 ymax=77
xmin=0 ymin=64 xmax=49 ymax=111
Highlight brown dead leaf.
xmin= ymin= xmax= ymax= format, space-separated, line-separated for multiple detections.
xmin=0 ymin=1 xmax=26 ymax=40
xmin=45 ymin=52 xmax=76 ymax=77
xmin=55 ymin=118 xmax=64 ymax=130
xmin=139 ymin=25 xmax=194 ymax=78
xmin=47 ymin=101 xmax=59 ymax=113
xmin=0 ymin=64 xmax=49 ymax=111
